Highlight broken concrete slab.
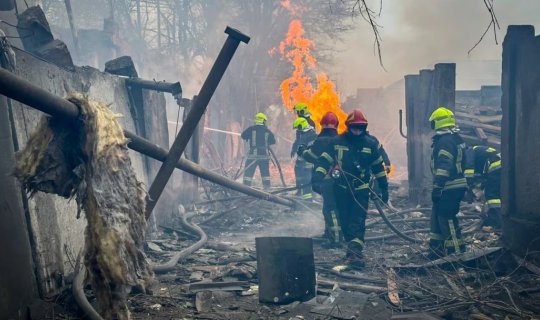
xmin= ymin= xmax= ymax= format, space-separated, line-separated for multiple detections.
xmin=17 ymin=6 xmax=53 ymax=52
xmin=104 ymin=56 xmax=138 ymax=78
xmin=35 ymin=39 xmax=74 ymax=70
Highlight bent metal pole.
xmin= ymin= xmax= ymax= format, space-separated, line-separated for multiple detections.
xmin=0 ymin=68 xmax=294 ymax=210
xmin=146 ymin=26 xmax=250 ymax=219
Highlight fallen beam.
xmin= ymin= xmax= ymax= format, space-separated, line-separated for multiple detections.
xmin=0 ymin=67 xmax=295 ymax=208
xmin=146 ymin=26 xmax=250 ymax=218
xmin=458 ymin=119 xmax=501 ymax=134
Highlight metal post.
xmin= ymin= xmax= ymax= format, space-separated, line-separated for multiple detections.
xmin=0 ymin=68 xmax=294 ymax=210
xmin=64 ymin=0 xmax=80 ymax=60
xmin=145 ymin=26 xmax=250 ymax=219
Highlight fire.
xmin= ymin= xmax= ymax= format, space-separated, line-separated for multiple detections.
xmin=276 ymin=18 xmax=348 ymax=132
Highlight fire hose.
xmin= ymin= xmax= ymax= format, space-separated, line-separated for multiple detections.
xmin=153 ymin=208 xmax=208 ymax=273
xmin=373 ymin=199 xmax=424 ymax=243
xmin=268 ymin=147 xmax=287 ymax=187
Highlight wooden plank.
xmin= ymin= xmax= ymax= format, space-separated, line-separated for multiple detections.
xmin=459 ymin=119 xmax=501 ymax=134
xmin=474 ymin=127 xmax=488 ymax=144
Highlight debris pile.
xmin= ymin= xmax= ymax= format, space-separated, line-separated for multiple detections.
xmin=14 ymin=93 xmax=153 ymax=319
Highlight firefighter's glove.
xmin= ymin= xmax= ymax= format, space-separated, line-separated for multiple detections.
xmin=296 ymin=144 xmax=307 ymax=157
xmin=385 ymin=165 xmax=391 ymax=174
xmin=290 ymin=150 xmax=296 ymax=158
xmin=431 ymin=186 xmax=443 ymax=203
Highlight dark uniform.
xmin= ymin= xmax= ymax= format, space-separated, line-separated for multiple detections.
xmin=366 ymin=133 xmax=391 ymax=198
xmin=241 ymin=124 xmax=276 ymax=189
xmin=430 ymin=130 xmax=468 ymax=256
xmin=464 ymin=146 xmax=502 ymax=228
xmin=300 ymin=128 xmax=341 ymax=243
xmin=314 ymin=131 xmax=388 ymax=257
xmin=291 ymin=127 xmax=317 ymax=199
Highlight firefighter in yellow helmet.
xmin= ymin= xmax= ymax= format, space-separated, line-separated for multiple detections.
xmin=428 ymin=107 xmax=468 ymax=259
xmin=241 ymin=113 xmax=276 ymax=189
xmin=291 ymin=117 xmax=317 ymax=200
xmin=464 ymin=145 xmax=502 ymax=229
xmin=293 ymin=102 xmax=316 ymax=129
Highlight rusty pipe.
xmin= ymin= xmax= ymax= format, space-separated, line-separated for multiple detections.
xmin=146 ymin=26 xmax=250 ymax=219
xmin=399 ymin=109 xmax=407 ymax=139
xmin=125 ymin=78 xmax=182 ymax=96
xmin=0 ymin=67 xmax=295 ymax=209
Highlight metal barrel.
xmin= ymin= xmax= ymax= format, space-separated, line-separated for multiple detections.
xmin=256 ymin=237 xmax=316 ymax=304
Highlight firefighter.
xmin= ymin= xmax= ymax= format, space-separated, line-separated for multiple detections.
xmin=293 ymin=102 xmax=316 ymax=128
xmin=241 ymin=113 xmax=276 ymax=189
xmin=291 ymin=117 xmax=317 ymax=200
xmin=366 ymin=133 xmax=392 ymax=199
xmin=298 ymin=112 xmax=342 ymax=244
xmin=464 ymin=145 xmax=502 ymax=229
xmin=313 ymin=110 xmax=388 ymax=268
xmin=428 ymin=107 xmax=468 ymax=258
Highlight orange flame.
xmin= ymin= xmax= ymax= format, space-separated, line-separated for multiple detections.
xmin=277 ymin=19 xmax=348 ymax=132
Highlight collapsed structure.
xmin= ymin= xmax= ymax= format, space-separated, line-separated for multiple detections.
xmin=1 ymin=1 xmax=540 ymax=319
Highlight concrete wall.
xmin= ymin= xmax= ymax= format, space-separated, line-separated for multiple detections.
xmin=501 ymin=25 xmax=540 ymax=264
xmin=1 ymin=46 xmax=168 ymax=307
xmin=404 ymin=63 xmax=456 ymax=205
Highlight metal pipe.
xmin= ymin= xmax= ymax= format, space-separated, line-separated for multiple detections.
xmin=399 ymin=109 xmax=407 ymax=139
xmin=125 ymin=78 xmax=182 ymax=96
xmin=125 ymin=133 xmax=294 ymax=207
xmin=0 ymin=68 xmax=294 ymax=209
xmin=145 ymin=26 xmax=250 ymax=219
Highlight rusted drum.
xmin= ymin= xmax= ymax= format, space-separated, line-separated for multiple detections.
xmin=0 ymin=0 xmax=15 ymax=11
xmin=256 ymin=237 xmax=316 ymax=304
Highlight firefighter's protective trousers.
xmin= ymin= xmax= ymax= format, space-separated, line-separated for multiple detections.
xmin=243 ymin=154 xmax=270 ymax=189
xmin=295 ymin=158 xmax=313 ymax=199
xmin=315 ymin=178 xmax=342 ymax=243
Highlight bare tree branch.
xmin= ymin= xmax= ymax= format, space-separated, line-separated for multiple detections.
xmin=349 ymin=0 xmax=386 ymax=70
xmin=468 ymin=0 xmax=500 ymax=55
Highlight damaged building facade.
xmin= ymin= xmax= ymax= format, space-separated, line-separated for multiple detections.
xmin=2 ymin=0 xmax=540 ymax=319
xmin=0 ymin=3 xmax=170 ymax=318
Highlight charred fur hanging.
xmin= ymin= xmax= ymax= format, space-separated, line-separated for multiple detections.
xmin=14 ymin=93 xmax=153 ymax=320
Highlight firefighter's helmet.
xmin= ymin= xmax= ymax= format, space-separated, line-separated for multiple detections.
xmin=255 ymin=112 xmax=267 ymax=124
xmin=429 ymin=107 xmax=455 ymax=130
xmin=345 ymin=110 xmax=368 ymax=126
xmin=293 ymin=117 xmax=310 ymax=131
xmin=293 ymin=102 xmax=311 ymax=117
xmin=320 ymin=112 xmax=339 ymax=128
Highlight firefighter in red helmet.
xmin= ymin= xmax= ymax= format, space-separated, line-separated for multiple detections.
xmin=298 ymin=112 xmax=342 ymax=245
xmin=313 ymin=110 xmax=389 ymax=268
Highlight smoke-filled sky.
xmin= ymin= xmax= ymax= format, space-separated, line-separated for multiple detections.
xmin=329 ymin=0 xmax=540 ymax=93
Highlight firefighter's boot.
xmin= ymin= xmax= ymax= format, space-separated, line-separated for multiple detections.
xmin=346 ymin=240 xmax=365 ymax=269
xmin=427 ymin=239 xmax=445 ymax=261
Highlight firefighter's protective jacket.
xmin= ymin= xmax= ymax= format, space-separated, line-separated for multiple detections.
xmin=314 ymin=131 xmax=388 ymax=191
xmin=241 ymin=124 xmax=276 ymax=159
xmin=291 ymin=128 xmax=317 ymax=157
xmin=464 ymin=146 xmax=501 ymax=179
xmin=431 ymin=131 xmax=468 ymax=191
xmin=301 ymin=128 xmax=338 ymax=165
